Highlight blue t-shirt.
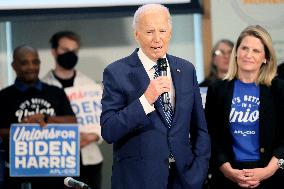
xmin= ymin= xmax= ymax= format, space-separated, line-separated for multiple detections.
xmin=229 ymin=79 xmax=260 ymax=162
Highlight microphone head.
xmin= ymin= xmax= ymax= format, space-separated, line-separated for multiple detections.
xmin=64 ymin=177 xmax=72 ymax=187
xmin=64 ymin=177 xmax=91 ymax=189
xmin=157 ymin=58 xmax=167 ymax=71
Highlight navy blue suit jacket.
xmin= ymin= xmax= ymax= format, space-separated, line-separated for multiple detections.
xmin=100 ymin=49 xmax=210 ymax=189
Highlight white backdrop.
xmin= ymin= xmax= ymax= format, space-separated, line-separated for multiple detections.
xmin=211 ymin=0 xmax=284 ymax=64
xmin=0 ymin=0 xmax=190 ymax=9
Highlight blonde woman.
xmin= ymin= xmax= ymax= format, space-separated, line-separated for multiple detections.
xmin=205 ymin=25 xmax=284 ymax=188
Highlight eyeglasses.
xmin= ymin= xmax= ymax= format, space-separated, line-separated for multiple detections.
xmin=214 ymin=49 xmax=232 ymax=57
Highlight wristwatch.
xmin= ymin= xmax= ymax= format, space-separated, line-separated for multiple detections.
xmin=277 ymin=159 xmax=284 ymax=169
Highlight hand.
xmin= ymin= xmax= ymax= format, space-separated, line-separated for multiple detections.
xmin=220 ymin=162 xmax=277 ymax=188
xmin=240 ymin=166 xmax=276 ymax=188
xmin=80 ymin=133 xmax=99 ymax=148
xmin=21 ymin=113 xmax=47 ymax=127
xmin=144 ymin=76 xmax=171 ymax=105
xmin=237 ymin=168 xmax=262 ymax=188
xmin=240 ymin=156 xmax=279 ymax=188
xmin=220 ymin=163 xmax=248 ymax=186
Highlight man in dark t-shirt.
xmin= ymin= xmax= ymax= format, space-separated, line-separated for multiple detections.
xmin=0 ymin=45 xmax=77 ymax=189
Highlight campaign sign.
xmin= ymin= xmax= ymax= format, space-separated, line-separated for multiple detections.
xmin=65 ymin=84 xmax=102 ymax=134
xmin=199 ymin=87 xmax=208 ymax=109
xmin=9 ymin=124 xmax=79 ymax=177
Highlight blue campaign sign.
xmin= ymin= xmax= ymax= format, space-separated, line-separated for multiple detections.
xmin=9 ymin=124 xmax=80 ymax=177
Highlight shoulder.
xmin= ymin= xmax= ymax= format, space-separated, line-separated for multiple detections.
xmin=41 ymin=82 xmax=65 ymax=94
xmin=41 ymin=70 xmax=63 ymax=88
xmin=104 ymin=51 xmax=138 ymax=78
xmin=199 ymin=79 xmax=210 ymax=87
xmin=271 ymin=77 xmax=284 ymax=96
xmin=0 ymin=85 xmax=16 ymax=97
xmin=107 ymin=53 xmax=135 ymax=70
xmin=42 ymin=70 xmax=54 ymax=81
xmin=168 ymin=54 xmax=193 ymax=67
xmin=208 ymin=79 xmax=232 ymax=95
xmin=271 ymin=77 xmax=284 ymax=87
xmin=213 ymin=79 xmax=231 ymax=88
xmin=75 ymin=71 xmax=95 ymax=85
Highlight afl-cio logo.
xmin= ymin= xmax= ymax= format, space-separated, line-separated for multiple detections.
xmin=230 ymin=0 xmax=284 ymax=29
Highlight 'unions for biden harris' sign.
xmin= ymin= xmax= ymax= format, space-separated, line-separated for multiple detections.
xmin=9 ymin=124 xmax=79 ymax=177
xmin=65 ymin=84 xmax=102 ymax=134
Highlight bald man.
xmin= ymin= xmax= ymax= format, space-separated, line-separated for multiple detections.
xmin=0 ymin=45 xmax=76 ymax=189
xmin=100 ymin=4 xmax=210 ymax=189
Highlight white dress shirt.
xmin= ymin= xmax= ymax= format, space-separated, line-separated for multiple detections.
xmin=138 ymin=49 xmax=175 ymax=115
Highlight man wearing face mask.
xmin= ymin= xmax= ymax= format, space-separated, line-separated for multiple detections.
xmin=42 ymin=31 xmax=103 ymax=189
xmin=43 ymin=31 xmax=93 ymax=88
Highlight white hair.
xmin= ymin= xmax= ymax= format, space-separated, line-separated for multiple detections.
xmin=132 ymin=4 xmax=172 ymax=30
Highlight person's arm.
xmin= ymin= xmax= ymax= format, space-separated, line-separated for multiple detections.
xmin=80 ymin=133 xmax=100 ymax=148
xmin=0 ymin=128 xmax=9 ymax=136
xmin=0 ymin=128 xmax=10 ymax=154
xmin=100 ymin=66 xmax=150 ymax=144
xmin=21 ymin=113 xmax=76 ymax=127
xmin=241 ymin=156 xmax=279 ymax=186
xmin=0 ymin=128 xmax=9 ymax=141
xmin=100 ymin=64 xmax=171 ymax=144
xmin=190 ymin=68 xmax=211 ymax=157
xmin=219 ymin=162 xmax=258 ymax=188
xmin=183 ymin=67 xmax=211 ymax=188
xmin=46 ymin=115 xmax=77 ymax=124
xmin=22 ymin=86 xmax=77 ymax=127
xmin=238 ymin=79 xmax=284 ymax=187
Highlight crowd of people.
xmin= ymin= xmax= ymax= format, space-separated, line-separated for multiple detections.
xmin=0 ymin=3 xmax=284 ymax=189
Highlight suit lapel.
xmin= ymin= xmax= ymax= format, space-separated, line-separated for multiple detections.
xmin=128 ymin=50 xmax=169 ymax=131
xmin=127 ymin=49 xmax=150 ymax=97
xmin=153 ymin=55 xmax=178 ymax=128
xmin=166 ymin=55 xmax=182 ymax=129
xmin=224 ymin=80 xmax=235 ymax=124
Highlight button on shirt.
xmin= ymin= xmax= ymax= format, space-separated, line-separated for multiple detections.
xmin=138 ymin=49 xmax=175 ymax=114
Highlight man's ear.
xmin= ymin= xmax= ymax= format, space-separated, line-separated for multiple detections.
xmin=51 ymin=49 xmax=57 ymax=57
xmin=134 ymin=30 xmax=139 ymax=42
xmin=11 ymin=61 xmax=16 ymax=71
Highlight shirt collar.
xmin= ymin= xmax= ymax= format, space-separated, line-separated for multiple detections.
xmin=14 ymin=79 xmax=43 ymax=92
xmin=137 ymin=49 xmax=167 ymax=71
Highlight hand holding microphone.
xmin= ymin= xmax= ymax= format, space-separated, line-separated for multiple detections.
xmin=144 ymin=58 xmax=170 ymax=107
xmin=157 ymin=58 xmax=170 ymax=111
xmin=64 ymin=177 xmax=91 ymax=189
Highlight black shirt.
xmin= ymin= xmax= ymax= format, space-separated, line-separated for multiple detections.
xmin=0 ymin=79 xmax=75 ymax=162
xmin=52 ymin=70 xmax=76 ymax=88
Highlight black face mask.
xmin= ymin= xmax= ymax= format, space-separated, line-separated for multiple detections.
xmin=56 ymin=51 xmax=78 ymax=70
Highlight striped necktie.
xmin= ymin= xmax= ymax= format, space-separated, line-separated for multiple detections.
xmin=153 ymin=64 xmax=174 ymax=128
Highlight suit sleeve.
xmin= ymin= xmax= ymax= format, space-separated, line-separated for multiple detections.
xmin=100 ymin=67 xmax=149 ymax=144
xmin=185 ymin=68 xmax=211 ymax=188
xmin=272 ymin=79 xmax=284 ymax=159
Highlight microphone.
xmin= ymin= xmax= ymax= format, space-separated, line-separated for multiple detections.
xmin=157 ymin=58 xmax=170 ymax=111
xmin=64 ymin=177 xmax=91 ymax=189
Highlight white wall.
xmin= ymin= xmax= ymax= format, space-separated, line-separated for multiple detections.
xmin=0 ymin=22 xmax=13 ymax=89
xmin=211 ymin=0 xmax=284 ymax=64
xmin=11 ymin=14 xmax=197 ymax=84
